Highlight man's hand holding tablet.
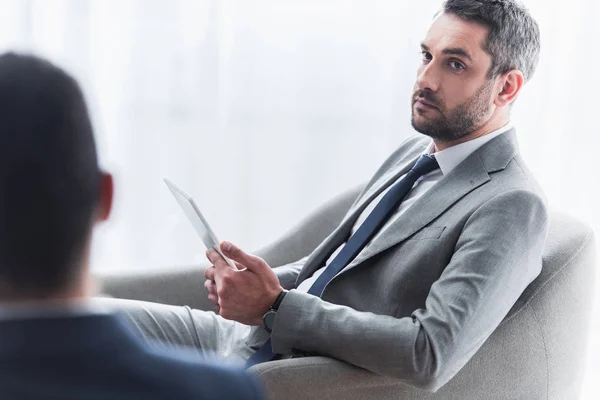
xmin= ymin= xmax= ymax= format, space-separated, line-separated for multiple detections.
xmin=165 ymin=179 xmax=283 ymax=325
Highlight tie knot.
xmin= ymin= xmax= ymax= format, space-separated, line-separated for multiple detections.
xmin=411 ymin=154 xmax=439 ymax=177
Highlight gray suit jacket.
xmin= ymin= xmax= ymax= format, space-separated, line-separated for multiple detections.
xmin=262 ymin=130 xmax=548 ymax=392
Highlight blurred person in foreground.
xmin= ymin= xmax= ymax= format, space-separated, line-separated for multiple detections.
xmin=0 ymin=53 xmax=263 ymax=400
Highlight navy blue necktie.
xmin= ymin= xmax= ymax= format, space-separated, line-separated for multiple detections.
xmin=246 ymin=154 xmax=440 ymax=368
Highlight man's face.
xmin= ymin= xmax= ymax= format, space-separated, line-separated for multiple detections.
xmin=411 ymin=12 xmax=496 ymax=142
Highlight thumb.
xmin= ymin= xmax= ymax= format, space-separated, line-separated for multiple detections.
xmin=220 ymin=241 xmax=266 ymax=272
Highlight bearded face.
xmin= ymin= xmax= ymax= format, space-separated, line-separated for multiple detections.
xmin=411 ymin=79 xmax=494 ymax=142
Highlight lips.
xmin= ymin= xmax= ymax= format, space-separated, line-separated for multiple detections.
xmin=415 ymin=98 xmax=438 ymax=109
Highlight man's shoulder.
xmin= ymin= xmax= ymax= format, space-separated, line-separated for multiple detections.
xmin=481 ymin=150 xmax=547 ymax=207
xmin=132 ymin=345 xmax=263 ymax=400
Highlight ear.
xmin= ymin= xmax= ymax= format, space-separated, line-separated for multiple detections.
xmin=97 ymin=172 xmax=113 ymax=222
xmin=494 ymin=69 xmax=525 ymax=107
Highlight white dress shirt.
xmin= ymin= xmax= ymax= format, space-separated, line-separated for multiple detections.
xmin=296 ymin=124 xmax=513 ymax=293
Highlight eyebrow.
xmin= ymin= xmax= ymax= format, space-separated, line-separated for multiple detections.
xmin=421 ymin=43 xmax=473 ymax=62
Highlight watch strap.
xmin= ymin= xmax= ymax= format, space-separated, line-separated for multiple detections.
xmin=271 ymin=290 xmax=288 ymax=311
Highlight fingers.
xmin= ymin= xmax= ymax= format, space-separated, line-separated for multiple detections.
xmin=204 ymin=279 xmax=219 ymax=308
xmin=204 ymin=279 xmax=217 ymax=295
xmin=204 ymin=265 xmax=216 ymax=280
xmin=234 ymin=261 xmax=246 ymax=270
xmin=208 ymin=293 xmax=219 ymax=305
xmin=220 ymin=242 xmax=267 ymax=273
xmin=206 ymin=248 xmax=232 ymax=272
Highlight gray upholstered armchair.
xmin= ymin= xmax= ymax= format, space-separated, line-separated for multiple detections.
xmin=99 ymin=186 xmax=597 ymax=400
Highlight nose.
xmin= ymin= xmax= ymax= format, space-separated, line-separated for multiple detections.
xmin=415 ymin=62 xmax=440 ymax=93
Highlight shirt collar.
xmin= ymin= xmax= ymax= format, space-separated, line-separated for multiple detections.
xmin=426 ymin=123 xmax=513 ymax=176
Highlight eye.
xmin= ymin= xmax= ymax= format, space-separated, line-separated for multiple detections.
xmin=421 ymin=51 xmax=432 ymax=63
xmin=449 ymin=60 xmax=465 ymax=70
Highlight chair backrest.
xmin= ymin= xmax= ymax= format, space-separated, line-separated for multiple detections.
xmin=511 ymin=212 xmax=596 ymax=399
xmin=429 ymin=210 xmax=596 ymax=399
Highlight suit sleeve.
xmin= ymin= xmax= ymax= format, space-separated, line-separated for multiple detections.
xmin=273 ymin=256 xmax=309 ymax=290
xmin=269 ymin=189 xmax=548 ymax=392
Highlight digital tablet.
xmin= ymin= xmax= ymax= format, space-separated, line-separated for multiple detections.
xmin=164 ymin=178 xmax=237 ymax=270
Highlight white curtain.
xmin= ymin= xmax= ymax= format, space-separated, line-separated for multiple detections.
xmin=0 ymin=0 xmax=598 ymax=397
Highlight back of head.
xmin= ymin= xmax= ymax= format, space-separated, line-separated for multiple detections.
xmin=442 ymin=0 xmax=541 ymax=82
xmin=0 ymin=53 xmax=99 ymax=300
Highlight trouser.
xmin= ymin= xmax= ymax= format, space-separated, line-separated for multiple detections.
xmin=98 ymin=297 xmax=266 ymax=365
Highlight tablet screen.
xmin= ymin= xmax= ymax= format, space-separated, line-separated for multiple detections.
xmin=164 ymin=179 xmax=237 ymax=269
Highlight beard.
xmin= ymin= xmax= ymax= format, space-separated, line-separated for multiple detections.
xmin=410 ymin=80 xmax=494 ymax=142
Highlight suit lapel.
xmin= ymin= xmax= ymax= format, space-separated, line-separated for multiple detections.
xmin=337 ymin=129 xmax=520 ymax=276
xmin=296 ymin=144 xmax=427 ymax=283
xmin=346 ymin=151 xmax=425 ymax=218
xmin=342 ymin=153 xmax=490 ymax=272
xmin=296 ymin=129 xmax=519 ymax=285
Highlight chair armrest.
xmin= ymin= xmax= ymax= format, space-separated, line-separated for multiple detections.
xmin=249 ymin=357 xmax=430 ymax=400
xmin=99 ymin=265 xmax=214 ymax=311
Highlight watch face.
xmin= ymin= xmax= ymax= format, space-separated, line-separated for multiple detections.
xmin=263 ymin=310 xmax=277 ymax=332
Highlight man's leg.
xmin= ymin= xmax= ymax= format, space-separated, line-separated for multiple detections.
xmin=97 ymin=297 xmax=258 ymax=364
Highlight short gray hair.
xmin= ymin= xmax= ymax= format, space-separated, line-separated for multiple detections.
xmin=441 ymin=0 xmax=541 ymax=82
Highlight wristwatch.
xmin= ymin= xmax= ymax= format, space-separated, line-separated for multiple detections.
xmin=263 ymin=290 xmax=288 ymax=333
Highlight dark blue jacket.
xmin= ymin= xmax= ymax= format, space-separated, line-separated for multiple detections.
xmin=0 ymin=312 xmax=263 ymax=400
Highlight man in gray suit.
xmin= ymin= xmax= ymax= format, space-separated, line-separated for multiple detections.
xmin=116 ymin=0 xmax=546 ymax=392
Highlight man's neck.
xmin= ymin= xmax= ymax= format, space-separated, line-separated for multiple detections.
xmin=0 ymin=282 xmax=93 ymax=317
xmin=0 ymin=296 xmax=105 ymax=322
xmin=0 ymin=278 xmax=93 ymax=305
xmin=433 ymin=117 xmax=510 ymax=152
xmin=0 ymin=248 xmax=95 ymax=306
xmin=0 ymin=293 xmax=87 ymax=307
